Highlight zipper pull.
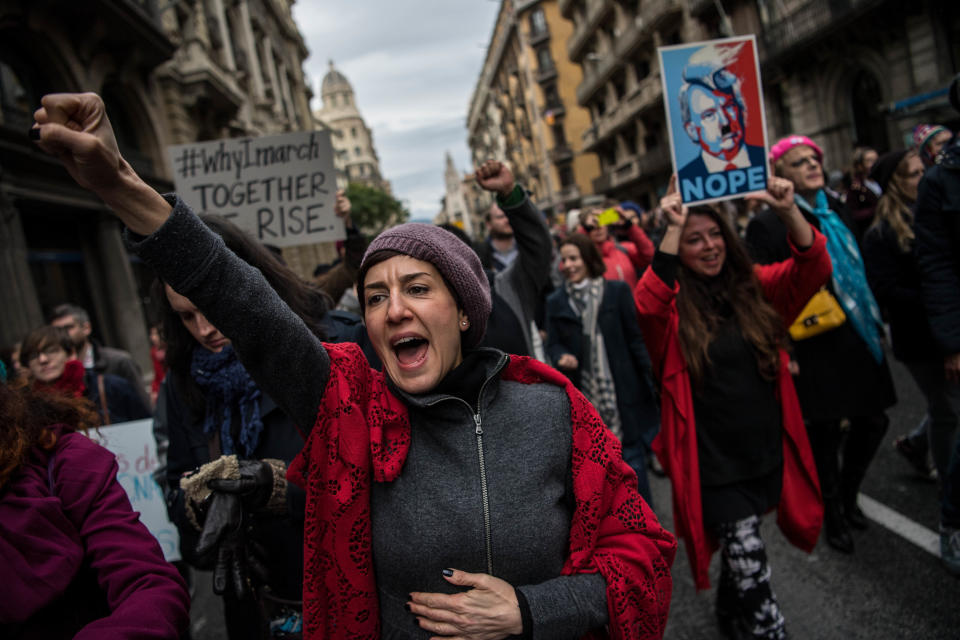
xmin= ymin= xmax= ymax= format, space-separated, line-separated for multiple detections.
xmin=474 ymin=412 xmax=482 ymax=435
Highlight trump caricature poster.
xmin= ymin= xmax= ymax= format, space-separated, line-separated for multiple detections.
xmin=658 ymin=35 xmax=769 ymax=205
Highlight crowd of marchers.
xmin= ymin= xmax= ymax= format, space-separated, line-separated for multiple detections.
xmin=2 ymin=77 xmax=959 ymax=640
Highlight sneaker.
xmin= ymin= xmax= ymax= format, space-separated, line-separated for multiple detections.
xmin=942 ymin=525 xmax=960 ymax=577
xmin=893 ymin=436 xmax=937 ymax=481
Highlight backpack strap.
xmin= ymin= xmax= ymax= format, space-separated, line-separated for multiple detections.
xmin=96 ymin=374 xmax=112 ymax=426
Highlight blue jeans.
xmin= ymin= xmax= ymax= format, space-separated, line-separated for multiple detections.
xmin=904 ymin=361 xmax=960 ymax=479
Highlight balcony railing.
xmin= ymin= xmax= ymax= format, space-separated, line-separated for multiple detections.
xmin=761 ymin=0 xmax=878 ymax=60
xmin=582 ymin=75 xmax=662 ymax=152
xmin=567 ymin=0 xmax=613 ymax=62
xmin=556 ymin=184 xmax=582 ymax=204
xmin=536 ymin=65 xmax=559 ymax=84
xmin=529 ymin=27 xmax=550 ymax=47
xmin=575 ymin=0 xmax=679 ymax=105
xmin=549 ymin=145 xmax=574 ymax=164
xmin=592 ymin=146 xmax=670 ymax=194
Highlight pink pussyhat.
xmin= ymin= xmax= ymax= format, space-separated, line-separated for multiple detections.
xmin=769 ymin=135 xmax=824 ymax=164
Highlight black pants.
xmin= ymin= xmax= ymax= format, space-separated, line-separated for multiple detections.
xmin=806 ymin=413 xmax=889 ymax=503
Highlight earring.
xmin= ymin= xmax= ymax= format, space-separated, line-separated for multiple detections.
xmin=461 ymin=320 xmax=468 ymax=326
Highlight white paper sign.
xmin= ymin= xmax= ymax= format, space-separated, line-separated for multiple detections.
xmin=168 ymin=130 xmax=343 ymax=247
xmin=88 ymin=419 xmax=181 ymax=562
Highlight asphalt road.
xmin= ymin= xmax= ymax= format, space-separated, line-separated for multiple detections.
xmin=187 ymin=355 xmax=960 ymax=639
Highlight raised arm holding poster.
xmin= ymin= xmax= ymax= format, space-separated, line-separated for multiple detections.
xmin=658 ymin=35 xmax=769 ymax=205
xmin=168 ymin=130 xmax=342 ymax=247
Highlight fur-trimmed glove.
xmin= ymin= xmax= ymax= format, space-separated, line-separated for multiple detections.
xmin=180 ymin=456 xmax=287 ymax=531
xmin=207 ymin=459 xmax=287 ymax=512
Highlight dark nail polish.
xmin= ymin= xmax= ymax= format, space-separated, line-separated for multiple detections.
xmin=442 ymin=568 xmax=454 ymax=577
xmin=404 ymin=603 xmax=410 ymax=612
xmin=28 ymin=127 xmax=40 ymax=140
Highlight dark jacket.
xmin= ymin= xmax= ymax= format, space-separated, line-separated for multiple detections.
xmin=545 ymin=279 xmax=659 ymax=450
xmin=477 ymin=190 xmax=554 ymax=358
xmin=862 ymin=218 xmax=939 ymax=362
xmin=84 ymin=369 xmax=151 ymax=424
xmin=745 ymin=196 xmax=896 ymax=422
xmin=156 ymin=371 xmax=306 ymax=602
xmin=915 ymin=136 xmax=960 ymax=356
xmin=90 ymin=340 xmax=149 ymax=408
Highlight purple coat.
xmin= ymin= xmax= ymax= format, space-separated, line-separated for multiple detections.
xmin=0 ymin=427 xmax=189 ymax=638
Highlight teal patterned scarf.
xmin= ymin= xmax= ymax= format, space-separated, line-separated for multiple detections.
xmin=796 ymin=190 xmax=884 ymax=363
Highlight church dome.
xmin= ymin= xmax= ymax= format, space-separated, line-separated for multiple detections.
xmin=321 ymin=60 xmax=353 ymax=96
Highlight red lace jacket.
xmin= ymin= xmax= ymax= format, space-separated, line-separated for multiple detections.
xmin=287 ymin=343 xmax=676 ymax=639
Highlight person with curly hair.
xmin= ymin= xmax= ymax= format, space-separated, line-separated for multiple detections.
xmin=0 ymin=380 xmax=189 ymax=638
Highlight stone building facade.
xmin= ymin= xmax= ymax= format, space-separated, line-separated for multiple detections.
xmin=314 ymin=61 xmax=390 ymax=194
xmin=739 ymin=0 xmax=959 ymax=171
xmin=561 ymin=0 xmax=959 ymax=206
xmin=0 ymin=0 xmax=318 ymax=374
xmin=468 ymin=0 xmax=602 ymax=218
xmin=435 ymin=152 xmax=484 ymax=240
xmin=560 ymin=0 xmax=714 ymax=209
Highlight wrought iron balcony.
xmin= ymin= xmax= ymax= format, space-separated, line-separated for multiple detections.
xmin=760 ymin=0 xmax=880 ymax=60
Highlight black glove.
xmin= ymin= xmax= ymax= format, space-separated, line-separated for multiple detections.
xmin=207 ymin=459 xmax=279 ymax=512
xmin=210 ymin=529 xmax=271 ymax=599
xmin=196 ymin=491 xmax=270 ymax=599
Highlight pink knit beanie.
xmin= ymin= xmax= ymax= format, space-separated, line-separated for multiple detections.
xmin=769 ymin=135 xmax=824 ymax=164
xmin=358 ymin=223 xmax=491 ymax=348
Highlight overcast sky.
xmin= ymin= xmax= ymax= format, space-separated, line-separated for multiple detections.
xmin=292 ymin=2 xmax=502 ymax=222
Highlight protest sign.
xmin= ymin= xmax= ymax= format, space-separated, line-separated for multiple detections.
xmin=658 ymin=35 xmax=769 ymax=205
xmin=88 ymin=419 xmax=180 ymax=562
xmin=168 ymin=130 xmax=342 ymax=247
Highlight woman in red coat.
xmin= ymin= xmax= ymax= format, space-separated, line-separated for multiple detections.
xmin=634 ymin=176 xmax=830 ymax=639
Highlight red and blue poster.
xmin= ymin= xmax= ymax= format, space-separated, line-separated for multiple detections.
xmin=658 ymin=35 xmax=769 ymax=205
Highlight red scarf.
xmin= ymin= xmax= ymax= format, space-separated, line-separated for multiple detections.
xmin=287 ymin=343 xmax=676 ymax=639
xmin=32 ymin=360 xmax=86 ymax=398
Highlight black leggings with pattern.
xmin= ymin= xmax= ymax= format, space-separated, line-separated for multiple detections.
xmin=713 ymin=515 xmax=786 ymax=639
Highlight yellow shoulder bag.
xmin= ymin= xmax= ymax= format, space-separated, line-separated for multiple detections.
xmin=788 ymin=287 xmax=847 ymax=340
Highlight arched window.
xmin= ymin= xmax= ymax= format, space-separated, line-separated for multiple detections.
xmin=850 ymin=69 xmax=888 ymax=150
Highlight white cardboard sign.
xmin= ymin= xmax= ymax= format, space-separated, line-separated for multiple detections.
xmin=167 ymin=130 xmax=343 ymax=247
xmin=88 ymin=419 xmax=181 ymax=562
